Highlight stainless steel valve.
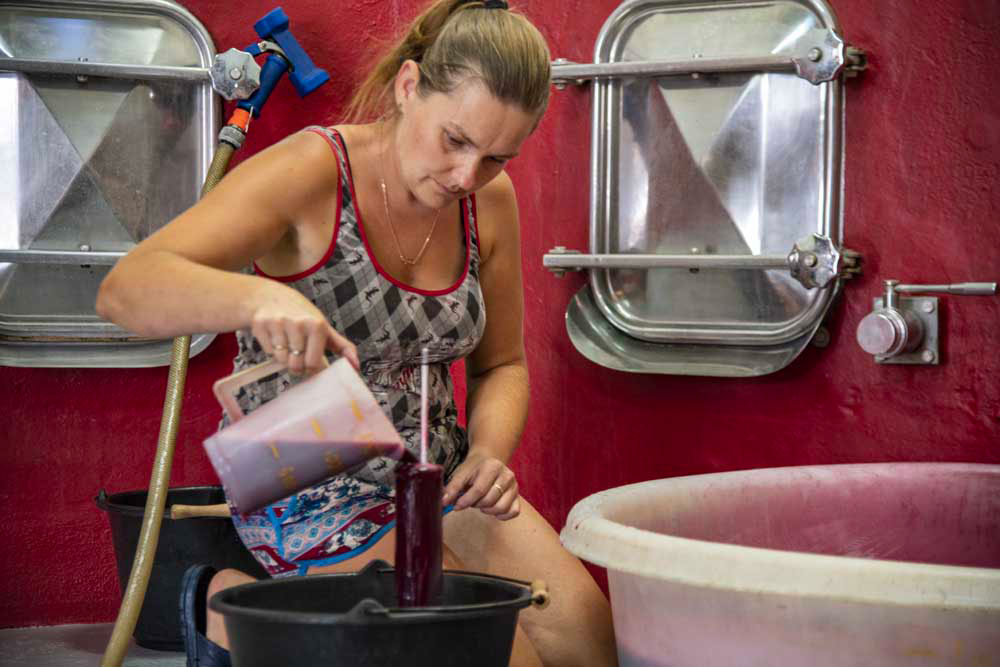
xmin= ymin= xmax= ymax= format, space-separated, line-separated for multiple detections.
xmin=857 ymin=280 xmax=997 ymax=364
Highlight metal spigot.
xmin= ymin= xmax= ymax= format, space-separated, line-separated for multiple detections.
xmin=857 ymin=280 xmax=997 ymax=364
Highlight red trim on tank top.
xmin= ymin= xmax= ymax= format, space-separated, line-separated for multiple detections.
xmin=252 ymin=128 xmax=343 ymax=283
xmin=332 ymin=130 xmax=472 ymax=297
xmin=469 ymin=192 xmax=479 ymax=254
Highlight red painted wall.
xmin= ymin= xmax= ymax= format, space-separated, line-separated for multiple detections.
xmin=1 ymin=0 xmax=997 ymax=628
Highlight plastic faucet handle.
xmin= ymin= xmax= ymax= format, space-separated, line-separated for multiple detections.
xmin=253 ymin=7 xmax=329 ymax=96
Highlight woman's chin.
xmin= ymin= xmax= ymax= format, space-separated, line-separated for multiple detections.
xmin=423 ymin=183 xmax=457 ymax=208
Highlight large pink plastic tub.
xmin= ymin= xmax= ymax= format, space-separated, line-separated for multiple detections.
xmin=561 ymin=463 xmax=1000 ymax=666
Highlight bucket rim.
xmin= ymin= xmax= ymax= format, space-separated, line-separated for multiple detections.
xmin=560 ymin=462 xmax=1000 ymax=609
xmin=95 ymin=486 xmax=226 ymax=516
xmin=209 ymin=567 xmax=534 ymax=625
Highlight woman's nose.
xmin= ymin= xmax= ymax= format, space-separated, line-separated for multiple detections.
xmin=452 ymin=157 xmax=479 ymax=192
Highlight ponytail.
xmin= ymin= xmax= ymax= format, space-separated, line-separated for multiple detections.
xmin=345 ymin=0 xmax=550 ymax=123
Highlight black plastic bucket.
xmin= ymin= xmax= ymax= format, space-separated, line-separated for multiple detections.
xmin=210 ymin=559 xmax=536 ymax=667
xmin=96 ymin=486 xmax=268 ymax=651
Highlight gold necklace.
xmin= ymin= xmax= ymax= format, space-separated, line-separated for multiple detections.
xmin=378 ymin=123 xmax=441 ymax=267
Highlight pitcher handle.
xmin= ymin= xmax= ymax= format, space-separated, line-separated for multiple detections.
xmin=213 ymin=359 xmax=285 ymax=423
xmin=213 ymin=356 xmax=332 ymax=423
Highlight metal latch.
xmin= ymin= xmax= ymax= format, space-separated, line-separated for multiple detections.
xmin=551 ymin=29 xmax=866 ymax=87
xmin=544 ymin=233 xmax=861 ymax=290
xmin=856 ymin=280 xmax=998 ymax=364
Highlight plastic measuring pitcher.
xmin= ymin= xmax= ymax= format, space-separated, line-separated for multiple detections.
xmin=204 ymin=357 xmax=405 ymax=515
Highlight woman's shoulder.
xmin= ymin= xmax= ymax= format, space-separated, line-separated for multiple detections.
xmin=242 ymin=127 xmax=342 ymax=196
xmin=209 ymin=126 xmax=344 ymax=231
xmin=477 ymin=169 xmax=516 ymax=206
xmin=247 ymin=126 xmax=340 ymax=169
xmin=327 ymin=123 xmax=377 ymax=153
xmin=473 ymin=170 xmax=519 ymax=263
xmin=278 ymin=125 xmax=344 ymax=164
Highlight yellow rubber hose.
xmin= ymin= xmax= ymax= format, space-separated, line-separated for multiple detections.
xmin=101 ymin=140 xmax=236 ymax=667
xmin=201 ymin=142 xmax=236 ymax=197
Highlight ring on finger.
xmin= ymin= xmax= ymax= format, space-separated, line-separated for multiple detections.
xmin=290 ymin=349 xmax=304 ymax=356
xmin=273 ymin=344 xmax=287 ymax=352
xmin=492 ymin=483 xmax=504 ymax=494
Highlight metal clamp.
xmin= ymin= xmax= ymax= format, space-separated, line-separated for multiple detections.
xmin=246 ymin=40 xmax=290 ymax=64
xmin=551 ymin=29 xmax=866 ymax=87
xmin=856 ymin=280 xmax=997 ymax=364
xmin=544 ymin=233 xmax=861 ymax=290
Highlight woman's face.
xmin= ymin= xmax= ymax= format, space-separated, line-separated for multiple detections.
xmin=392 ymin=62 xmax=537 ymax=209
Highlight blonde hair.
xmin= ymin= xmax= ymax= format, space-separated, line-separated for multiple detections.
xmin=346 ymin=0 xmax=551 ymax=123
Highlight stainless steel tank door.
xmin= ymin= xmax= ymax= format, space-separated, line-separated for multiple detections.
xmin=545 ymin=0 xmax=864 ymax=376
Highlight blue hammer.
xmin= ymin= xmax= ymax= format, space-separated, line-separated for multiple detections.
xmin=238 ymin=7 xmax=329 ymax=117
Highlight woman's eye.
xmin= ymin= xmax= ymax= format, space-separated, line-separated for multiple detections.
xmin=445 ymin=133 xmax=463 ymax=147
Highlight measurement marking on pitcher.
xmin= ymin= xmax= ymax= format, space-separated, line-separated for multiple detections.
xmin=350 ymin=399 xmax=363 ymax=422
xmin=278 ymin=466 xmax=297 ymax=491
xmin=310 ymin=418 xmax=325 ymax=438
xmin=325 ymin=451 xmax=344 ymax=474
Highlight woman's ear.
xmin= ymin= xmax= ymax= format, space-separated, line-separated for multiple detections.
xmin=394 ymin=60 xmax=422 ymax=111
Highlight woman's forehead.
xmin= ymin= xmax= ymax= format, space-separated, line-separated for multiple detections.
xmin=428 ymin=81 xmax=536 ymax=152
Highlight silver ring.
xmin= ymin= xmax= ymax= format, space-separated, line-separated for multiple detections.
xmin=273 ymin=344 xmax=287 ymax=352
xmin=290 ymin=348 xmax=304 ymax=356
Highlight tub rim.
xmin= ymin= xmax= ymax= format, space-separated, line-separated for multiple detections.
xmin=560 ymin=462 xmax=1000 ymax=610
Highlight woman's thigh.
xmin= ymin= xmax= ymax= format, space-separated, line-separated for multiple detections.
xmin=443 ymin=498 xmax=619 ymax=667
xmin=305 ymin=526 xmax=463 ymax=573
xmin=305 ymin=529 xmax=400 ymax=575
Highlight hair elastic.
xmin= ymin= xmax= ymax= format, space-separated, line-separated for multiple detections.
xmin=482 ymin=0 xmax=508 ymax=9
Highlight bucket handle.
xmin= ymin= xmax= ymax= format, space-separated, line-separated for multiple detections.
xmin=370 ymin=595 xmax=536 ymax=616
xmin=213 ymin=356 xmax=330 ymax=423
xmin=169 ymin=503 xmax=231 ymax=519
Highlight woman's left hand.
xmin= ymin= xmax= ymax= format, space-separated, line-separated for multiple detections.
xmin=442 ymin=449 xmax=520 ymax=520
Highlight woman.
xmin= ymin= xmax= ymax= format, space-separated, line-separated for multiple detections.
xmin=97 ymin=1 xmax=617 ymax=665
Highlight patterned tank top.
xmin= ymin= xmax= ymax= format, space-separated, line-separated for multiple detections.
xmin=228 ymin=125 xmax=486 ymax=486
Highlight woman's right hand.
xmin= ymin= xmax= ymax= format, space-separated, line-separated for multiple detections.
xmin=250 ymin=284 xmax=359 ymax=374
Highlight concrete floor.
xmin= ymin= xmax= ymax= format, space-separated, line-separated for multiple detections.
xmin=0 ymin=624 xmax=185 ymax=667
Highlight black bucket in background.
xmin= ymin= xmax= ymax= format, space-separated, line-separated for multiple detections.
xmin=96 ymin=486 xmax=268 ymax=651
xmin=211 ymin=560 xmax=535 ymax=667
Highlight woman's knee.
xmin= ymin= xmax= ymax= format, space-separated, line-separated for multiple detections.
xmin=208 ymin=568 xmax=257 ymax=598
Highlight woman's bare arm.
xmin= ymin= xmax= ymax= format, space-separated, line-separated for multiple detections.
xmin=97 ymin=130 xmax=358 ymax=371
xmin=442 ymin=171 xmax=529 ymax=519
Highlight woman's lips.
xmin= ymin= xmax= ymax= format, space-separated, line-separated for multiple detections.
xmin=431 ymin=178 xmax=461 ymax=200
